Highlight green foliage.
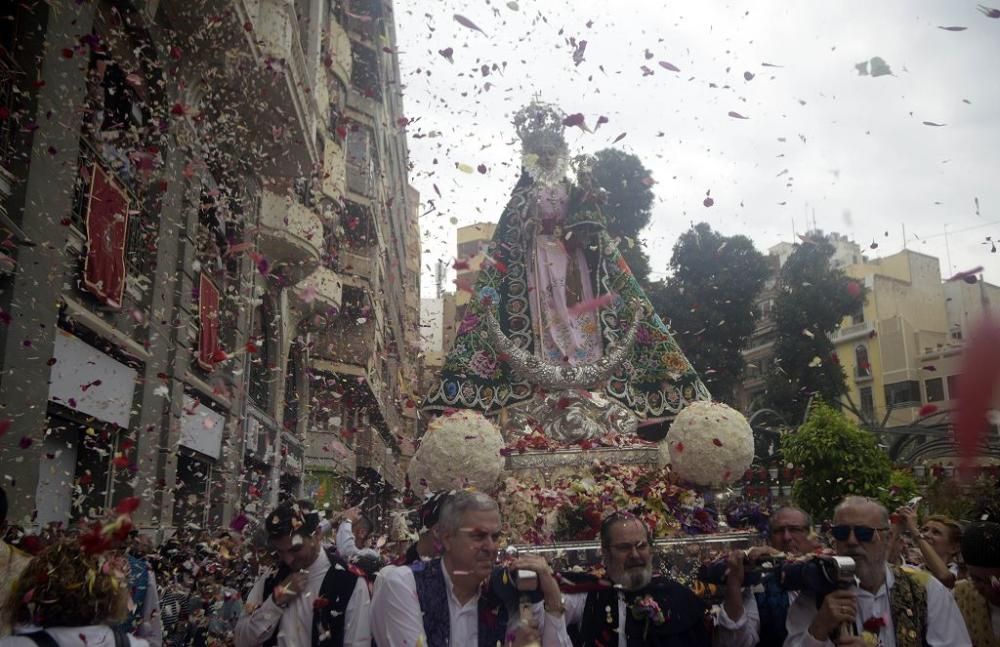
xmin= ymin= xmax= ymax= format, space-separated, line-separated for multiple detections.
xmin=765 ymin=236 xmax=866 ymax=423
xmin=923 ymin=475 xmax=1000 ymax=522
xmin=879 ymin=469 xmax=920 ymax=512
xmin=782 ymin=401 xmax=892 ymax=521
xmin=591 ymin=149 xmax=655 ymax=286
xmin=648 ymin=223 xmax=770 ymax=404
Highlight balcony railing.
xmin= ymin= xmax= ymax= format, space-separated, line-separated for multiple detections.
xmin=830 ymin=321 xmax=874 ymax=343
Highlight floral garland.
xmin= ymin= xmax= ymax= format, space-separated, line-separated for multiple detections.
xmin=501 ymin=429 xmax=653 ymax=455
xmin=862 ymin=615 xmax=887 ymax=646
xmin=498 ymin=461 xmax=717 ymax=544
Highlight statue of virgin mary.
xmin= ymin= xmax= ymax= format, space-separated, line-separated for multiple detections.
xmin=423 ymin=102 xmax=710 ymax=441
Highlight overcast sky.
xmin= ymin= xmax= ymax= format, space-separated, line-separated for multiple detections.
xmin=393 ymin=1 xmax=1000 ymax=298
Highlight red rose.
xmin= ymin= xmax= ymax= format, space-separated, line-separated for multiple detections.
xmin=862 ymin=616 xmax=886 ymax=633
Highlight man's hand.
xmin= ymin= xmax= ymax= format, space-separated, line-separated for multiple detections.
xmin=273 ymin=571 xmax=308 ymax=607
xmin=745 ymin=546 xmax=783 ymax=562
xmin=833 ymin=637 xmax=866 ymax=646
xmin=340 ymin=506 xmax=361 ymax=524
xmin=895 ymin=505 xmax=919 ymax=535
xmin=510 ymin=621 xmax=541 ymax=647
xmin=725 ymin=550 xmax=746 ymax=589
xmin=512 ymin=554 xmax=562 ymax=612
xmin=808 ymin=590 xmax=857 ymax=641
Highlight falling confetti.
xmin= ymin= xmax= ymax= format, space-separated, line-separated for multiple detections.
xmin=453 ymin=14 xmax=487 ymax=35
xmin=728 ymin=111 xmax=749 ymax=119
xmin=658 ymin=61 xmax=680 ymax=72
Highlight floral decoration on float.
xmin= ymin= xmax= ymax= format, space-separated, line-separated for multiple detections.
xmin=407 ymin=409 xmax=505 ymax=494
xmin=497 ymin=461 xmax=718 ymax=545
xmin=661 ymin=401 xmax=755 ymax=487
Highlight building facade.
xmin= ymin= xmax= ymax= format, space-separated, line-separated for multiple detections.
xmin=0 ymin=0 xmax=418 ymax=532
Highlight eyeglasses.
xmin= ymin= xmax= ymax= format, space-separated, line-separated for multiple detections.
xmin=830 ymin=525 xmax=888 ymax=543
xmin=771 ymin=525 xmax=809 ymax=536
xmin=609 ymin=540 xmax=650 ymax=554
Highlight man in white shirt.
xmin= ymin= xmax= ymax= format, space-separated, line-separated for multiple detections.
xmin=785 ymin=496 xmax=971 ymax=647
xmin=371 ymin=489 xmax=564 ymax=646
xmin=235 ymin=500 xmax=371 ymax=647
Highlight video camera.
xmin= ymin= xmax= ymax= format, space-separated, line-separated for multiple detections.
xmin=698 ymin=553 xmax=856 ymax=599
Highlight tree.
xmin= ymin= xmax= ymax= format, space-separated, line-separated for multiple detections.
xmin=765 ymin=236 xmax=865 ymax=423
xmin=590 ymin=149 xmax=655 ymax=286
xmin=782 ymin=401 xmax=892 ymax=521
xmin=648 ymin=223 xmax=770 ymax=404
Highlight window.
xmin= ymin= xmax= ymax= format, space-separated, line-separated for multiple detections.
xmin=860 ymin=387 xmax=875 ymax=418
xmin=346 ymin=125 xmax=374 ymax=196
xmin=924 ymin=378 xmax=944 ymax=403
xmin=947 ymin=375 xmax=959 ymax=400
xmin=248 ymin=303 xmax=273 ymax=410
xmin=851 ymin=302 xmax=865 ymax=325
xmin=855 ymin=345 xmax=871 ymax=377
xmin=884 ymin=381 xmax=921 ymax=408
xmin=284 ymin=339 xmax=304 ymax=432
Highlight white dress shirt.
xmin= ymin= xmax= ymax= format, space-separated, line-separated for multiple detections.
xmin=234 ymin=549 xmax=371 ymax=647
xmin=784 ymin=565 xmax=972 ymax=647
xmin=0 ymin=626 xmax=149 ymax=646
xmin=371 ymin=561 xmax=567 ymax=646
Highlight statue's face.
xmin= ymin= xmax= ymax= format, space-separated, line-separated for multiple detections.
xmin=536 ymin=146 xmax=562 ymax=172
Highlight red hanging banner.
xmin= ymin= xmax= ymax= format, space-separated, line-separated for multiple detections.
xmin=82 ymin=163 xmax=130 ymax=308
xmin=198 ymin=274 xmax=221 ymax=371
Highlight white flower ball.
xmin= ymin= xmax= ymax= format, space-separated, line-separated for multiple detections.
xmin=407 ymin=410 xmax=505 ymax=494
xmin=664 ymin=401 xmax=754 ymax=486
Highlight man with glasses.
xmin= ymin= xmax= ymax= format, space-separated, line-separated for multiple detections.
xmin=785 ymin=496 xmax=970 ymax=646
xmin=553 ymin=511 xmax=754 ymax=646
xmin=743 ymin=506 xmax=814 ymax=647
xmin=371 ymin=489 xmax=565 ymax=646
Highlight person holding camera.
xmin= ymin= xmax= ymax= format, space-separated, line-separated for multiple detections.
xmin=371 ymin=490 xmax=563 ymax=646
xmin=785 ymin=496 xmax=970 ymax=646
xmin=234 ymin=499 xmax=371 ymax=647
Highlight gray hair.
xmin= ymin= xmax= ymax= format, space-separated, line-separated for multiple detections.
xmin=834 ymin=496 xmax=889 ymax=526
xmin=436 ymin=490 xmax=499 ymax=535
xmin=771 ymin=506 xmax=813 ymax=530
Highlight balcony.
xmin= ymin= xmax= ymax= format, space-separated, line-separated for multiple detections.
xmin=293 ymin=266 xmax=343 ymax=317
xmin=258 ymin=189 xmax=323 ymax=280
xmin=338 ymin=249 xmax=372 ymax=279
xmin=326 ymin=18 xmax=353 ymax=86
xmin=156 ymin=0 xmax=321 ymax=175
xmin=315 ymin=316 xmax=374 ymax=367
xmin=830 ymin=320 xmax=875 ymax=344
xmin=320 ymin=137 xmax=346 ymax=199
xmin=304 ymin=428 xmax=356 ymax=478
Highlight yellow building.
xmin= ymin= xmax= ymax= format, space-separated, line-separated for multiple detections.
xmin=455 ymin=222 xmax=498 ymax=307
xmin=834 ymin=250 xmax=953 ymax=428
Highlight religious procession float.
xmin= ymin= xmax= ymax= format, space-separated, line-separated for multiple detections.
xmin=409 ymin=101 xmax=760 ymax=578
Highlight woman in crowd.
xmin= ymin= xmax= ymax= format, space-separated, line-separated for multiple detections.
xmin=0 ymin=537 xmax=148 ymax=646
xmin=894 ymin=505 xmax=963 ymax=587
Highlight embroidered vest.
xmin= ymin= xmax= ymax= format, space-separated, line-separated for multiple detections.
xmin=410 ymin=558 xmax=510 ymax=647
xmin=754 ymin=573 xmax=790 ymax=647
xmin=887 ymin=565 xmax=929 ymax=647
xmin=260 ymin=549 xmax=358 ymax=647
xmin=561 ymin=574 xmax=711 ymax=647
xmin=954 ymin=580 xmax=1000 ymax=647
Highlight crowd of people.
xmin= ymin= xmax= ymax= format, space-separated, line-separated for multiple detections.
xmin=1 ymin=484 xmax=998 ymax=646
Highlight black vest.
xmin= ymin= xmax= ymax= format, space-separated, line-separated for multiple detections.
xmin=562 ymin=574 xmax=711 ymax=647
xmin=410 ymin=558 xmax=516 ymax=647
xmin=261 ymin=549 xmax=359 ymax=647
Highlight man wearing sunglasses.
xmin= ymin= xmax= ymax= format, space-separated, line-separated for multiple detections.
xmin=785 ymin=496 xmax=970 ymax=646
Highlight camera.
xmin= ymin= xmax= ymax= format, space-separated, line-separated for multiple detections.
xmin=698 ymin=554 xmax=856 ymax=599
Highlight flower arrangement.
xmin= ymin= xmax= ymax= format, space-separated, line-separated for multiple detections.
xmin=631 ymin=595 xmax=666 ymax=625
xmin=498 ymin=461 xmax=717 ymax=544
xmin=501 ymin=429 xmax=653 ymax=455
xmin=862 ymin=615 xmax=887 ymax=645
xmin=665 ymin=401 xmax=754 ymax=486
xmin=407 ymin=410 xmax=505 ymax=494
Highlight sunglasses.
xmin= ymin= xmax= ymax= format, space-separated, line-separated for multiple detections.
xmin=830 ymin=525 xmax=888 ymax=543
